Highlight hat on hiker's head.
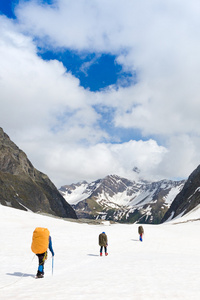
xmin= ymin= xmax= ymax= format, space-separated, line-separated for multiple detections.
xmin=102 ymin=232 xmax=105 ymax=234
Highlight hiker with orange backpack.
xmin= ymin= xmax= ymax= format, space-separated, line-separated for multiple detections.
xmin=31 ymin=227 xmax=55 ymax=278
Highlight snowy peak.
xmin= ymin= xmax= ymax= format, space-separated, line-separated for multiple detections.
xmin=59 ymin=175 xmax=134 ymax=205
xmin=59 ymin=175 xmax=185 ymax=224
xmin=90 ymin=175 xmax=136 ymax=198
xmin=162 ymin=164 xmax=200 ymax=222
xmin=60 ymin=181 xmax=91 ymax=205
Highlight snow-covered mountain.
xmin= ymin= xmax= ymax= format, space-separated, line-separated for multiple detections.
xmin=162 ymin=164 xmax=200 ymax=222
xmin=59 ymin=175 xmax=185 ymax=224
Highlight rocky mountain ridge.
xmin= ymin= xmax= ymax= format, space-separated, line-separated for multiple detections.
xmin=60 ymin=175 xmax=185 ymax=224
xmin=0 ymin=127 xmax=77 ymax=219
xmin=162 ymin=165 xmax=200 ymax=222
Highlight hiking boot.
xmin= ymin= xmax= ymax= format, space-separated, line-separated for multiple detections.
xmin=105 ymin=253 xmax=108 ymax=256
xmin=100 ymin=252 xmax=102 ymax=256
xmin=36 ymin=274 xmax=44 ymax=279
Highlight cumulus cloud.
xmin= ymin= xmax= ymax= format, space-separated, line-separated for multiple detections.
xmin=23 ymin=138 xmax=167 ymax=185
xmin=0 ymin=15 xmax=104 ymax=140
xmin=15 ymin=0 xmax=200 ymax=137
xmin=1 ymin=1 xmax=200 ymax=186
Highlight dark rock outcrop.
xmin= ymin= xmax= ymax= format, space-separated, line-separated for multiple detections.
xmin=162 ymin=165 xmax=200 ymax=222
xmin=60 ymin=174 xmax=185 ymax=224
xmin=0 ymin=127 xmax=77 ymax=219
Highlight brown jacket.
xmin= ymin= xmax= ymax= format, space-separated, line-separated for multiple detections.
xmin=138 ymin=226 xmax=144 ymax=235
xmin=99 ymin=233 xmax=108 ymax=246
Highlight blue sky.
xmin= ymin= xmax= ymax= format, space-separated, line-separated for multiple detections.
xmin=0 ymin=0 xmax=16 ymax=18
xmin=0 ymin=0 xmax=200 ymax=186
xmin=0 ymin=0 xmax=133 ymax=92
xmin=38 ymin=50 xmax=134 ymax=92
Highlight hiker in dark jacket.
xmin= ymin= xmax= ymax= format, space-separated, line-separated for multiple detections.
xmin=138 ymin=225 xmax=144 ymax=242
xmin=99 ymin=232 xmax=108 ymax=256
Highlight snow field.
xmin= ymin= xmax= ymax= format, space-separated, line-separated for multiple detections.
xmin=0 ymin=205 xmax=200 ymax=300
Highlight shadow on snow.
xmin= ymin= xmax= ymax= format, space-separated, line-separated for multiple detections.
xmin=6 ymin=272 xmax=35 ymax=278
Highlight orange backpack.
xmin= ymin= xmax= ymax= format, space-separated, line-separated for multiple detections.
xmin=31 ymin=227 xmax=50 ymax=254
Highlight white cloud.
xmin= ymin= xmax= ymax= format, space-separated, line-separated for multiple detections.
xmin=1 ymin=1 xmax=200 ymax=186
xmin=22 ymin=138 xmax=168 ymax=186
xmin=159 ymin=135 xmax=200 ymax=179
xmin=15 ymin=0 xmax=200 ymax=138
xmin=0 ymin=15 xmax=105 ymax=140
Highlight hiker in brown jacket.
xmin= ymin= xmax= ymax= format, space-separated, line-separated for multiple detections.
xmin=138 ymin=225 xmax=144 ymax=242
xmin=99 ymin=232 xmax=108 ymax=256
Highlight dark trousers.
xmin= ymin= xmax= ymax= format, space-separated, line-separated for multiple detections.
xmin=36 ymin=251 xmax=47 ymax=275
xmin=100 ymin=246 xmax=107 ymax=254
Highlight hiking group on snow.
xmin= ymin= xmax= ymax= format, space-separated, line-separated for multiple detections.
xmin=31 ymin=225 xmax=144 ymax=278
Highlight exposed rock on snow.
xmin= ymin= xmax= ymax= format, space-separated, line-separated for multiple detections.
xmin=60 ymin=175 xmax=185 ymax=224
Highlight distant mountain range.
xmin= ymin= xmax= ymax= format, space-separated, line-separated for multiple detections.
xmin=59 ymin=175 xmax=185 ymax=224
xmin=1 ymin=126 xmax=200 ymax=225
xmin=0 ymin=127 xmax=77 ymax=219
xmin=60 ymin=164 xmax=200 ymax=224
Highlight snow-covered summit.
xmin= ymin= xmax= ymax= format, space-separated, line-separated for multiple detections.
xmin=59 ymin=175 xmax=185 ymax=224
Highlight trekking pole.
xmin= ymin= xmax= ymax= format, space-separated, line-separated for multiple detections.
xmin=52 ymin=256 xmax=54 ymax=275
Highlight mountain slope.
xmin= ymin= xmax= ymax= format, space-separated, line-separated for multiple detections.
xmin=0 ymin=127 xmax=77 ymax=219
xmin=162 ymin=164 xmax=200 ymax=222
xmin=60 ymin=175 xmax=185 ymax=224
